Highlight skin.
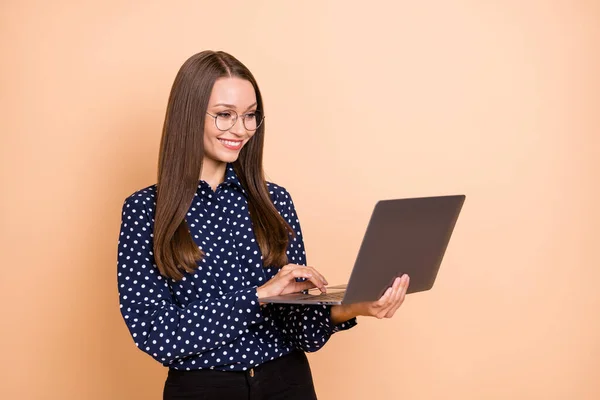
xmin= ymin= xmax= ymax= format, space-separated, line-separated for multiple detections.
xmin=201 ymin=77 xmax=257 ymax=189
xmin=201 ymin=77 xmax=410 ymax=324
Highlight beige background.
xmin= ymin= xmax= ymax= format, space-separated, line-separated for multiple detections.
xmin=1 ymin=1 xmax=599 ymax=399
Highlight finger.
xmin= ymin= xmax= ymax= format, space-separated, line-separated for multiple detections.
xmin=399 ymin=274 xmax=409 ymax=300
xmin=289 ymin=269 xmax=327 ymax=292
xmin=304 ymin=266 xmax=328 ymax=290
xmin=384 ymin=291 xmax=403 ymax=318
xmin=280 ymin=264 xmax=294 ymax=272
xmin=282 ymin=279 xmax=318 ymax=295
xmin=280 ymin=263 xmax=302 ymax=274
xmin=277 ymin=267 xmax=314 ymax=288
xmin=380 ymin=277 xmax=402 ymax=317
xmin=383 ymin=277 xmax=401 ymax=307
xmin=279 ymin=265 xmax=311 ymax=278
xmin=288 ymin=265 xmax=327 ymax=292
xmin=312 ymin=266 xmax=329 ymax=286
xmin=385 ymin=291 xmax=406 ymax=318
xmin=385 ymin=275 xmax=409 ymax=318
xmin=295 ymin=280 xmax=318 ymax=291
xmin=288 ymin=267 xmax=314 ymax=279
xmin=376 ymin=286 xmax=393 ymax=307
xmin=372 ymin=288 xmax=392 ymax=318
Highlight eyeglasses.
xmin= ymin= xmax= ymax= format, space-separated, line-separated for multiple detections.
xmin=206 ymin=110 xmax=264 ymax=131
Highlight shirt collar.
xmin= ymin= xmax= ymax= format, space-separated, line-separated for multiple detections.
xmin=223 ymin=163 xmax=247 ymax=195
xmin=197 ymin=163 xmax=247 ymax=196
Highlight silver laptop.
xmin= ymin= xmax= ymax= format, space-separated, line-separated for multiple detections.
xmin=260 ymin=195 xmax=465 ymax=305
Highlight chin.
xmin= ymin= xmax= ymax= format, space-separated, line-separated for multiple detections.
xmin=220 ymin=155 xmax=240 ymax=163
xmin=215 ymin=150 xmax=242 ymax=163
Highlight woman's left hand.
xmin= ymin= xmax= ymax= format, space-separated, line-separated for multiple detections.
xmin=330 ymin=274 xmax=410 ymax=324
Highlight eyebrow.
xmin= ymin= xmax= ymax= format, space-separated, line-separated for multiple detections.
xmin=212 ymin=102 xmax=257 ymax=111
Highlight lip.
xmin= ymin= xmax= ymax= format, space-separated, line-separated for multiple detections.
xmin=217 ymin=138 xmax=243 ymax=151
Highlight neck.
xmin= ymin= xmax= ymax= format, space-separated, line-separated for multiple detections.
xmin=200 ymin=159 xmax=227 ymax=191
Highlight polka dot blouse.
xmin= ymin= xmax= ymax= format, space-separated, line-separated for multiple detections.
xmin=117 ymin=163 xmax=357 ymax=371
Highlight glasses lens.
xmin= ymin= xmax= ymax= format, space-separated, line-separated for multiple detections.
xmin=243 ymin=110 xmax=263 ymax=131
xmin=215 ymin=111 xmax=236 ymax=131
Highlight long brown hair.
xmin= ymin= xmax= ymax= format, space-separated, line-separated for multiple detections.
xmin=154 ymin=50 xmax=293 ymax=281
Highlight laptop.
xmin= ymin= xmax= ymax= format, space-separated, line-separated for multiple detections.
xmin=260 ymin=194 xmax=466 ymax=305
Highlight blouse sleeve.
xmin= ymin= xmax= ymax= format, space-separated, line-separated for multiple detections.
xmin=266 ymin=186 xmax=358 ymax=352
xmin=117 ymin=194 xmax=264 ymax=366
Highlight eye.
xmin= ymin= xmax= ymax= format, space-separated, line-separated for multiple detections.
xmin=244 ymin=112 xmax=256 ymax=120
xmin=216 ymin=112 xmax=233 ymax=118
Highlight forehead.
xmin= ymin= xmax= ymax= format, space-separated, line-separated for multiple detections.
xmin=208 ymin=77 xmax=256 ymax=108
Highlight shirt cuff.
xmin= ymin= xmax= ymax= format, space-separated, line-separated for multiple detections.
xmin=234 ymin=287 xmax=264 ymax=326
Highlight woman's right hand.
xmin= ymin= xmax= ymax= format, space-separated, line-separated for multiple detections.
xmin=256 ymin=264 xmax=329 ymax=299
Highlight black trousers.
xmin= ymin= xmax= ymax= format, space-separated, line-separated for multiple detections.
xmin=163 ymin=350 xmax=318 ymax=400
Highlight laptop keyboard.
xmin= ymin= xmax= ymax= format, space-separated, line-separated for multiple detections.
xmin=301 ymin=291 xmax=345 ymax=301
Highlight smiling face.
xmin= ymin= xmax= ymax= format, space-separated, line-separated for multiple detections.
xmin=203 ymin=77 xmax=258 ymax=173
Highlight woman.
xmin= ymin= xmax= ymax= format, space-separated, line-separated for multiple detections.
xmin=117 ymin=50 xmax=410 ymax=399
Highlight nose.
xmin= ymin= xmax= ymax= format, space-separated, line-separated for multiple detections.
xmin=228 ymin=116 xmax=247 ymax=136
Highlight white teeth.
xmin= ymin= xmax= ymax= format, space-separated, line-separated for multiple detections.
xmin=219 ymin=139 xmax=241 ymax=147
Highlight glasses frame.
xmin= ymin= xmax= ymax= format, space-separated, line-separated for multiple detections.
xmin=205 ymin=110 xmax=265 ymax=132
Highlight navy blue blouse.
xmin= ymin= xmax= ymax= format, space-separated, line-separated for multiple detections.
xmin=117 ymin=163 xmax=357 ymax=371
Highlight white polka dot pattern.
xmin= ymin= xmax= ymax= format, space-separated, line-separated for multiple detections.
xmin=117 ymin=164 xmax=357 ymax=371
